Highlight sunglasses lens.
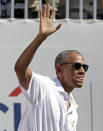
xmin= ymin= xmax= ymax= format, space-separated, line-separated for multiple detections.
xmin=73 ymin=63 xmax=89 ymax=72
xmin=73 ymin=63 xmax=81 ymax=70
xmin=83 ymin=64 xmax=89 ymax=72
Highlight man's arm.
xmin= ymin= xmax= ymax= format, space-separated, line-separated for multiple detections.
xmin=14 ymin=4 xmax=62 ymax=90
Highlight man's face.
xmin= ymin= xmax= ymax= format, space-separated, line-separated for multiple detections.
xmin=57 ymin=53 xmax=87 ymax=92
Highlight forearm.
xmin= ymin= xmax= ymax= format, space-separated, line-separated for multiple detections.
xmin=15 ymin=4 xmax=61 ymax=74
xmin=14 ymin=33 xmax=47 ymax=73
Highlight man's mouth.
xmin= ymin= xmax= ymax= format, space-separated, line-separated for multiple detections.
xmin=75 ymin=75 xmax=84 ymax=82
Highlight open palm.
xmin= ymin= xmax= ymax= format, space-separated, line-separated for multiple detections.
xmin=39 ymin=4 xmax=62 ymax=36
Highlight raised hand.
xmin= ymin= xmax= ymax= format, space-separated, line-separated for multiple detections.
xmin=39 ymin=4 xmax=62 ymax=37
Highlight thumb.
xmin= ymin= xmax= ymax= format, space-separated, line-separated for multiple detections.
xmin=56 ymin=24 xmax=62 ymax=30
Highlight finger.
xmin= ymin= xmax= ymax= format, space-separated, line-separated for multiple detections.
xmin=40 ymin=9 xmax=42 ymax=20
xmin=43 ymin=5 xmax=47 ymax=17
xmin=46 ymin=4 xmax=50 ymax=17
xmin=56 ymin=24 xmax=62 ymax=30
xmin=53 ymin=24 xmax=62 ymax=33
xmin=50 ymin=8 xmax=55 ymax=20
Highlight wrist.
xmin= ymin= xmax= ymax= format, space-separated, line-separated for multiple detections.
xmin=37 ymin=33 xmax=48 ymax=40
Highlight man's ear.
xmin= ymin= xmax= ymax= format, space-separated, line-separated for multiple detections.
xmin=55 ymin=64 xmax=62 ymax=75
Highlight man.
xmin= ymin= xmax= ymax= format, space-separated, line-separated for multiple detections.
xmin=14 ymin=4 xmax=89 ymax=131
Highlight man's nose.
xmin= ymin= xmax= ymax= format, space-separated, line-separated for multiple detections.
xmin=79 ymin=66 xmax=85 ymax=74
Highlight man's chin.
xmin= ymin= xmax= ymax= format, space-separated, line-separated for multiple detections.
xmin=75 ymin=83 xmax=83 ymax=88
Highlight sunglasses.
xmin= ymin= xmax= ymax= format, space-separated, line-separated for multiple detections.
xmin=60 ymin=62 xmax=89 ymax=72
